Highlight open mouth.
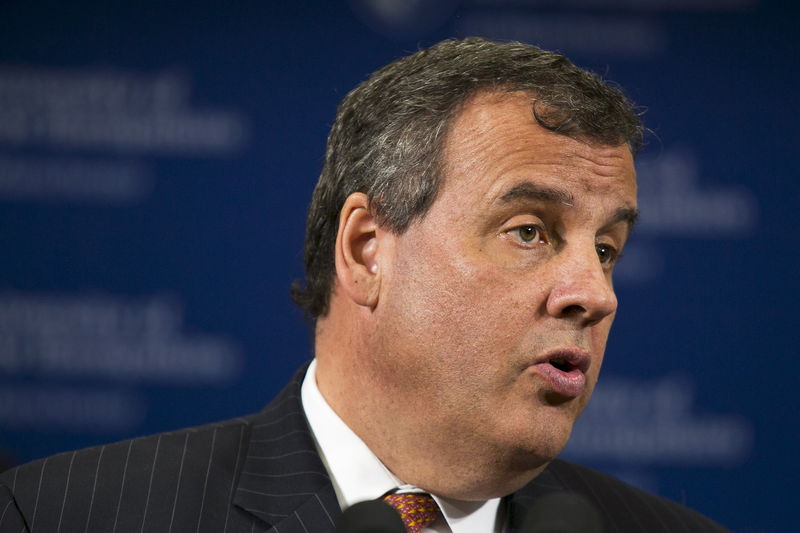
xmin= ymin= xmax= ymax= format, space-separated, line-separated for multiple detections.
xmin=544 ymin=350 xmax=589 ymax=375
xmin=548 ymin=357 xmax=574 ymax=373
xmin=534 ymin=350 xmax=589 ymax=399
xmin=530 ymin=347 xmax=591 ymax=398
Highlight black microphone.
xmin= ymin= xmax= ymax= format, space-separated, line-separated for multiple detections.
xmin=521 ymin=491 xmax=604 ymax=533
xmin=336 ymin=499 xmax=406 ymax=533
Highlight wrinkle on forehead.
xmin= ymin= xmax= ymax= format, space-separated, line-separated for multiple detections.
xmin=566 ymin=144 xmax=633 ymax=178
xmin=443 ymin=91 xmax=635 ymax=191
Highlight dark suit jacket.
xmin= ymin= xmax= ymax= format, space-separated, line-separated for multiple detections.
xmin=0 ymin=367 xmax=729 ymax=532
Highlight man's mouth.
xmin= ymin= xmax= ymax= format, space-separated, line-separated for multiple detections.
xmin=546 ymin=350 xmax=589 ymax=374
xmin=532 ymin=348 xmax=591 ymax=399
xmin=548 ymin=357 xmax=573 ymax=373
xmin=541 ymin=348 xmax=592 ymax=374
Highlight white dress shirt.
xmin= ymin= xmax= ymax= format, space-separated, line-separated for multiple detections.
xmin=301 ymin=359 xmax=504 ymax=532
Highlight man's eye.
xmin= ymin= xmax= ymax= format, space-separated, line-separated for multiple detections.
xmin=515 ymin=225 xmax=542 ymax=243
xmin=596 ymin=243 xmax=618 ymax=264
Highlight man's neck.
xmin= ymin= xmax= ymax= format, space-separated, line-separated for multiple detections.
xmin=300 ymin=359 xmax=503 ymax=532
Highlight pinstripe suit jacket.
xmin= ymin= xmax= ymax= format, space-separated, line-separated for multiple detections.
xmin=0 ymin=366 xmax=729 ymax=532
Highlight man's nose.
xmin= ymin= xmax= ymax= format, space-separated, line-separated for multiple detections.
xmin=545 ymin=246 xmax=618 ymax=326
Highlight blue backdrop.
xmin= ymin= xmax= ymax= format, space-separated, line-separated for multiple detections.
xmin=1 ymin=1 xmax=798 ymax=531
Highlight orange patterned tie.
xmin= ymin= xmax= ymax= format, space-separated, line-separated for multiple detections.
xmin=383 ymin=492 xmax=442 ymax=533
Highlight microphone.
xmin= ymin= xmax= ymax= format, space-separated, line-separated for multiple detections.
xmin=521 ymin=491 xmax=604 ymax=533
xmin=336 ymin=499 xmax=407 ymax=533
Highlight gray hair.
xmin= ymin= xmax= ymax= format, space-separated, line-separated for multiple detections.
xmin=292 ymin=37 xmax=643 ymax=318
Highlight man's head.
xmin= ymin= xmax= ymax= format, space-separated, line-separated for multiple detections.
xmin=292 ymin=37 xmax=642 ymax=318
xmin=300 ymin=38 xmax=641 ymax=500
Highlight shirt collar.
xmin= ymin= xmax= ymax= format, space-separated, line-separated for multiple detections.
xmin=301 ymin=358 xmax=400 ymax=508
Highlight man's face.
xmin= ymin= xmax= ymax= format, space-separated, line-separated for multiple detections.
xmin=371 ymin=91 xmax=637 ymax=473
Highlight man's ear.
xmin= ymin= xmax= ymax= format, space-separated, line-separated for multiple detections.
xmin=334 ymin=192 xmax=384 ymax=308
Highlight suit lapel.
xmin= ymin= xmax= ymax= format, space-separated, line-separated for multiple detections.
xmin=233 ymin=366 xmax=341 ymax=533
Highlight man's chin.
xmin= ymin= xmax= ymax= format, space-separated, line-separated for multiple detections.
xmin=516 ymin=438 xmax=569 ymax=470
xmin=510 ymin=414 xmax=575 ymax=467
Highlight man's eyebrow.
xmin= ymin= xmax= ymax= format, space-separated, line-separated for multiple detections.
xmin=608 ymin=206 xmax=639 ymax=231
xmin=499 ymin=182 xmax=639 ymax=230
xmin=498 ymin=182 xmax=575 ymax=206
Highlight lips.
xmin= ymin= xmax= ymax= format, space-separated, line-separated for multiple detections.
xmin=531 ymin=348 xmax=591 ymax=399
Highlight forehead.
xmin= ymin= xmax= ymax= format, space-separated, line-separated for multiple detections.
xmin=439 ymin=91 xmax=636 ymax=205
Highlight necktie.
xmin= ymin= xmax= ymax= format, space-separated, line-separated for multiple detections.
xmin=383 ymin=492 xmax=442 ymax=533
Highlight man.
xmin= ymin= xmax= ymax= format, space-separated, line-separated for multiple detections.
xmin=0 ymin=38 xmax=728 ymax=532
